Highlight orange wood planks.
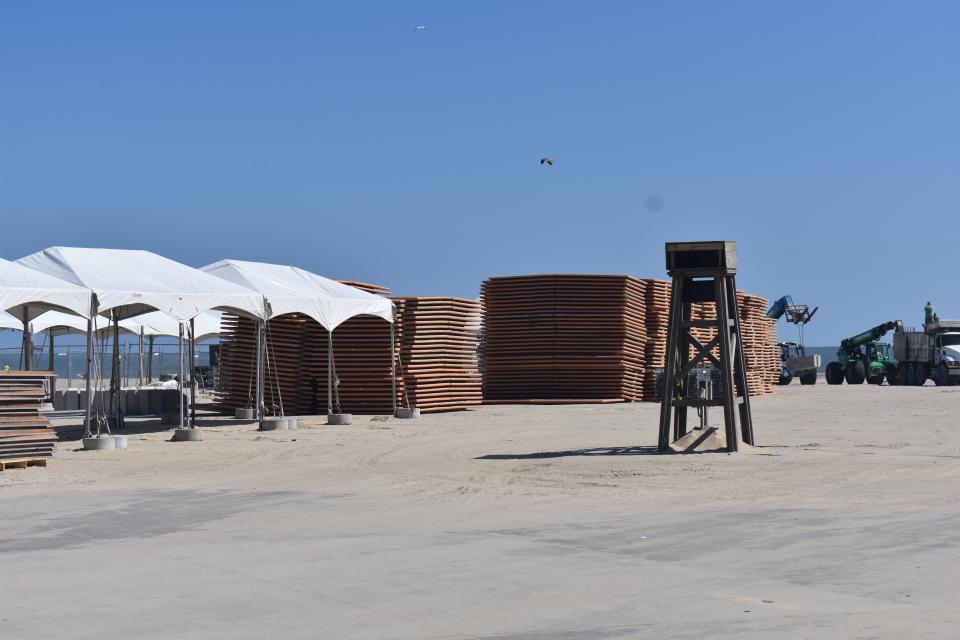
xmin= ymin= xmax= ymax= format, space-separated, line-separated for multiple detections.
xmin=0 ymin=371 xmax=56 ymax=463
xmin=480 ymin=275 xmax=777 ymax=403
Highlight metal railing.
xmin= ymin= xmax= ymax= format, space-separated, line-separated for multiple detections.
xmin=0 ymin=343 xmax=213 ymax=389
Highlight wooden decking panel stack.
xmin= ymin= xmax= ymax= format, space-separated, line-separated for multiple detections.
xmin=394 ymin=297 xmax=482 ymax=413
xmin=0 ymin=371 xmax=56 ymax=464
xmin=481 ymin=275 xmax=648 ymax=402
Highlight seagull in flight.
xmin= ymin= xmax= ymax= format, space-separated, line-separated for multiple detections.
xmin=414 ymin=25 xmax=427 ymax=32
xmin=540 ymin=157 xmax=553 ymax=166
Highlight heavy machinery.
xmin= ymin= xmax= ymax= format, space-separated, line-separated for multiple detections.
xmin=766 ymin=295 xmax=820 ymax=385
xmin=825 ymin=320 xmax=902 ymax=385
xmin=892 ymin=301 xmax=960 ymax=386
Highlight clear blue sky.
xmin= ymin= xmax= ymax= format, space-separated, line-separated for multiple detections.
xmin=1 ymin=1 xmax=957 ymax=345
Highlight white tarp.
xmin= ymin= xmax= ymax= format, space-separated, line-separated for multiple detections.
xmin=120 ymin=310 xmax=223 ymax=342
xmin=0 ymin=257 xmax=92 ymax=321
xmin=17 ymin=247 xmax=263 ymax=321
xmin=201 ymin=259 xmax=393 ymax=330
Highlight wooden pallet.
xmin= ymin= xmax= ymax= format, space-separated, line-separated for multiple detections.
xmin=0 ymin=457 xmax=48 ymax=471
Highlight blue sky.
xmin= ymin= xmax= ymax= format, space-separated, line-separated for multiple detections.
xmin=1 ymin=1 xmax=958 ymax=344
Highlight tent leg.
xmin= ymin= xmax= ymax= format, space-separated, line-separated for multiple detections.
xmin=390 ymin=320 xmax=397 ymax=415
xmin=178 ymin=323 xmax=184 ymax=430
xmin=112 ymin=314 xmax=120 ymax=430
xmin=327 ymin=331 xmax=333 ymax=416
xmin=255 ymin=320 xmax=263 ymax=420
xmin=138 ymin=327 xmax=144 ymax=388
xmin=147 ymin=335 xmax=154 ymax=382
xmin=190 ymin=318 xmax=197 ymax=427
xmin=84 ymin=315 xmax=94 ymax=438
xmin=48 ymin=331 xmax=55 ymax=373
xmin=22 ymin=305 xmax=32 ymax=370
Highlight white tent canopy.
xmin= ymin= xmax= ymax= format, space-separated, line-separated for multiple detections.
xmin=0 ymin=257 xmax=92 ymax=321
xmin=17 ymin=247 xmax=263 ymax=321
xmin=31 ymin=310 xmax=109 ymax=338
xmin=30 ymin=309 xmax=222 ymax=342
xmin=200 ymin=259 xmax=393 ymax=330
xmin=0 ymin=311 xmax=19 ymax=331
xmin=121 ymin=310 xmax=223 ymax=342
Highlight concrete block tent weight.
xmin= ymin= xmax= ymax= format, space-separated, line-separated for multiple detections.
xmin=16 ymin=247 xmax=263 ymax=443
xmin=200 ymin=259 xmax=402 ymax=426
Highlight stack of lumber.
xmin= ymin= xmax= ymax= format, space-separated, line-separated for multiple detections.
xmin=481 ymin=275 xmax=648 ymax=402
xmin=394 ymin=297 xmax=482 ymax=413
xmin=642 ymin=279 xmax=672 ymax=400
xmin=684 ymin=293 xmax=778 ymax=396
xmin=0 ymin=371 xmax=56 ymax=467
xmin=480 ymin=275 xmax=778 ymax=404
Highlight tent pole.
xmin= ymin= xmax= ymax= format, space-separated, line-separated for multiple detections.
xmin=138 ymin=327 xmax=144 ymax=388
xmin=258 ymin=320 xmax=265 ymax=421
xmin=327 ymin=330 xmax=333 ymax=416
xmin=190 ymin=318 xmax=197 ymax=428
xmin=390 ymin=316 xmax=397 ymax=415
xmin=22 ymin=305 xmax=32 ymax=370
xmin=84 ymin=300 xmax=95 ymax=438
xmin=255 ymin=319 xmax=263 ymax=419
xmin=112 ymin=313 xmax=120 ymax=429
xmin=48 ymin=330 xmax=55 ymax=373
xmin=178 ymin=322 xmax=184 ymax=430
xmin=147 ymin=335 xmax=154 ymax=382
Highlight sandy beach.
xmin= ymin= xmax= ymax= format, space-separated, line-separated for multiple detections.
xmin=2 ymin=383 xmax=959 ymax=638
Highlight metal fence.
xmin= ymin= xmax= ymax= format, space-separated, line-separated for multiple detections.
xmin=0 ymin=343 xmax=212 ymax=388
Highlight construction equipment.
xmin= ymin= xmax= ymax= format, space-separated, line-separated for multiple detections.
xmin=892 ymin=301 xmax=960 ymax=386
xmin=766 ymin=295 xmax=820 ymax=385
xmin=825 ymin=320 xmax=902 ymax=385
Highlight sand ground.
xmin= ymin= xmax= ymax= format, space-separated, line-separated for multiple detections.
xmin=1 ymin=383 xmax=959 ymax=638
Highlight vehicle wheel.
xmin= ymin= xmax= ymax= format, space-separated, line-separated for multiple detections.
xmin=778 ymin=374 xmax=793 ymax=385
xmin=845 ymin=360 xmax=866 ymax=384
xmin=867 ymin=374 xmax=884 ymax=385
xmin=936 ymin=363 xmax=951 ymax=386
xmin=800 ymin=371 xmax=817 ymax=385
xmin=915 ymin=363 xmax=929 ymax=386
xmin=825 ymin=362 xmax=844 ymax=385
xmin=886 ymin=367 xmax=899 ymax=385
xmin=897 ymin=362 xmax=910 ymax=386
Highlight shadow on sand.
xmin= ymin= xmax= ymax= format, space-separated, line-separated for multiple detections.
xmin=476 ymin=445 xmax=666 ymax=460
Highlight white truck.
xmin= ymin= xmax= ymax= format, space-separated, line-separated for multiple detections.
xmin=893 ymin=303 xmax=960 ymax=386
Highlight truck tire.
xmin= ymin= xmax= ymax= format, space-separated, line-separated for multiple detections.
xmin=897 ymin=362 xmax=910 ymax=386
xmin=867 ymin=373 xmax=884 ymax=385
xmin=915 ymin=363 xmax=929 ymax=386
xmin=778 ymin=374 xmax=793 ymax=385
xmin=800 ymin=371 xmax=817 ymax=385
xmin=886 ymin=368 xmax=899 ymax=385
xmin=825 ymin=362 xmax=844 ymax=385
xmin=845 ymin=360 xmax=866 ymax=385
xmin=936 ymin=363 xmax=952 ymax=387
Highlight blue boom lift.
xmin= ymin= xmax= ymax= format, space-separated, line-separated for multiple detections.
xmin=766 ymin=295 xmax=820 ymax=385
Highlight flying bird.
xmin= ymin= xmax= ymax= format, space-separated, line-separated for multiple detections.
xmin=414 ymin=25 xmax=427 ymax=32
xmin=540 ymin=157 xmax=553 ymax=166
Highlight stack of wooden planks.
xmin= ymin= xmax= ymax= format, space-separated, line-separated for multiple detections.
xmin=481 ymin=275 xmax=648 ymax=403
xmin=216 ymin=283 xmax=484 ymax=415
xmin=0 ymin=371 xmax=56 ymax=468
xmin=480 ymin=275 xmax=778 ymax=403
xmin=394 ymin=297 xmax=482 ymax=413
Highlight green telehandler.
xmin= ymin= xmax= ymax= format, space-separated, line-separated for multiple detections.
xmin=825 ymin=320 xmax=903 ymax=385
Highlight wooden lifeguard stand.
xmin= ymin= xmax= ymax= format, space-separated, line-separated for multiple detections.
xmin=657 ymin=241 xmax=755 ymax=452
